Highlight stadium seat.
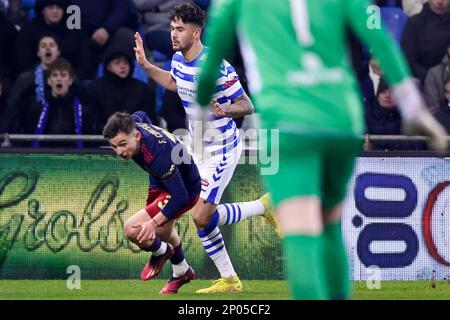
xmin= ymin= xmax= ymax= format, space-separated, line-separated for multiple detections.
xmin=360 ymin=6 xmax=407 ymax=68
xmin=380 ymin=6 xmax=407 ymax=44
xmin=153 ymin=50 xmax=169 ymax=63
xmin=22 ymin=0 xmax=36 ymax=20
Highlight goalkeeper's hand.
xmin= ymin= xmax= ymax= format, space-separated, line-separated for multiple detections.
xmin=392 ymin=79 xmax=448 ymax=151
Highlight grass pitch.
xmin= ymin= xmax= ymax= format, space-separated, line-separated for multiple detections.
xmin=1 ymin=280 xmax=450 ymax=300
xmin=0 ymin=280 xmax=288 ymax=300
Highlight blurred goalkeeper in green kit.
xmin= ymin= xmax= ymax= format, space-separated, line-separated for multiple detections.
xmin=196 ymin=0 xmax=448 ymax=299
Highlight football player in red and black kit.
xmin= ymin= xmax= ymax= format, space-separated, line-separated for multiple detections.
xmin=103 ymin=111 xmax=200 ymax=294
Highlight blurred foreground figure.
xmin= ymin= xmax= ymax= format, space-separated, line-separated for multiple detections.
xmin=196 ymin=0 xmax=447 ymax=300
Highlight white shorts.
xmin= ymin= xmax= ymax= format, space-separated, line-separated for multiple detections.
xmin=196 ymin=142 xmax=243 ymax=205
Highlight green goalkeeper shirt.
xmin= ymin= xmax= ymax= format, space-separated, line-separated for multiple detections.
xmin=196 ymin=0 xmax=411 ymax=137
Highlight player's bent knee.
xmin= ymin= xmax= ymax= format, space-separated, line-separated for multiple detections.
xmin=191 ymin=212 xmax=210 ymax=230
xmin=191 ymin=201 xmax=217 ymax=230
xmin=123 ymin=220 xmax=140 ymax=241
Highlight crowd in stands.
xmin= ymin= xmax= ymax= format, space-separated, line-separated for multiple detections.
xmin=0 ymin=0 xmax=449 ymax=151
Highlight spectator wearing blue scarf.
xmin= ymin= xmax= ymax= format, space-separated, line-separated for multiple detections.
xmin=3 ymin=34 xmax=60 ymax=134
xmin=9 ymin=58 xmax=94 ymax=147
xmin=15 ymin=0 xmax=92 ymax=80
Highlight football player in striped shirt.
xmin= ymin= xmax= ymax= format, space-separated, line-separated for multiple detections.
xmin=134 ymin=2 xmax=281 ymax=293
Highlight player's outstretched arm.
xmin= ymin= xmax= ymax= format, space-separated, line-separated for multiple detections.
xmin=134 ymin=32 xmax=177 ymax=92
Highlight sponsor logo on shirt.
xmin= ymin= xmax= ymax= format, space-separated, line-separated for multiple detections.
xmin=223 ymin=76 xmax=238 ymax=89
xmin=161 ymin=164 xmax=176 ymax=180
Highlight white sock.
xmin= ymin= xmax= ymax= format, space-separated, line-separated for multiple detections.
xmin=172 ymin=259 xmax=190 ymax=277
xmin=216 ymin=200 xmax=265 ymax=226
xmin=152 ymin=241 xmax=167 ymax=256
xmin=198 ymin=227 xmax=235 ymax=277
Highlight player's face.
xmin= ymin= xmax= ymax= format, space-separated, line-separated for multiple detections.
xmin=106 ymin=57 xmax=131 ymax=78
xmin=429 ymin=0 xmax=450 ymax=15
xmin=47 ymin=70 xmax=73 ymax=97
xmin=170 ymin=18 xmax=201 ymax=52
xmin=109 ymin=130 xmax=141 ymax=160
xmin=42 ymin=5 xmax=64 ymax=24
xmin=37 ymin=37 xmax=60 ymax=66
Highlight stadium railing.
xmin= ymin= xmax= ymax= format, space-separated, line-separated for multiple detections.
xmin=1 ymin=133 xmax=448 ymax=152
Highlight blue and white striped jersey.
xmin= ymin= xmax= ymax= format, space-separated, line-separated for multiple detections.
xmin=170 ymin=48 xmax=244 ymax=158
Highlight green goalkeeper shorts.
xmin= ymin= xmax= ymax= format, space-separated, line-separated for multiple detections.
xmin=261 ymin=131 xmax=362 ymax=210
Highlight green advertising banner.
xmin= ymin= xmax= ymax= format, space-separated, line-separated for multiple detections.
xmin=0 ymin=153 xmax=283 ymax=280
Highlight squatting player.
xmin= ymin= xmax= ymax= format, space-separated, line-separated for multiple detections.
xmin=196 ymin=0 xmax=447 ymax=299
xmin=103 ymin=111 xmax=200 ymax=294
xmin=134 ymin=2 xmax=281 ymax=293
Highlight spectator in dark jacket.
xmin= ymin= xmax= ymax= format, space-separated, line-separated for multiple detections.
xmin=365 ymin=78 xmax=427 ymax=151
xmin=15 ymin=0 xmax=92 ymax=79
xmin=401 ymin=0 xmax=450 ymax=84
xmin=359 ymin=57 xmax=384 ymax=106
xmin=0 ymin=11 xmax=18 ymax=81
xmin=71 ymin=0 xmax=131 ymax=40
xmin=0 ymin=75 xmax=11 ymax=133
xmin=424 ymin=42 xmax=450 ymax=114
xmin=0 ymin=76 xmax=6 ymax=110
xmin=71 ymin=0 xmax=137 ymax=78
xmin=3 ymin=34 xmax=61 ymax=133
xmin=88 ymin=44 xmax=158 ymax=132
xmin=8 ymin=58 xmax=94 ymax=147
xmin=4 ymin=0 xmax=32 ymax=28
xmin=434 ymin=76 xmax=450 ymax=134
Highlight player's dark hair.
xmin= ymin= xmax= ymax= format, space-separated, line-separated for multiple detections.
xmin=103 ymin=112 xmax=136 ymax=139
xmin=169 ymin=2 xmax=205 ymax=28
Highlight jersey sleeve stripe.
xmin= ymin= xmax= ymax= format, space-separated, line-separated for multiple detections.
xmin=226 ymin=87 xmax=244 ymax=100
